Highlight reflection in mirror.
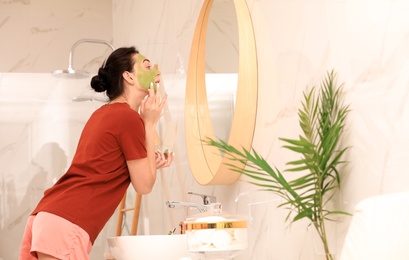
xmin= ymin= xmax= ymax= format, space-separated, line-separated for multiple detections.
xmin=206 ymin=0 xmax=239 ymax=74
xmin=205 ymin=74 xmax=237 ymax=142
xmin=206 ymin=0 xmax=239 ymax=145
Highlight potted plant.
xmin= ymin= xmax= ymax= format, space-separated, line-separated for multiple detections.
xmin=205 ymin=70 xmax=350 ymax=260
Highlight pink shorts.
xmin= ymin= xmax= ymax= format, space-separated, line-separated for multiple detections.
xmin=19 ymin=212 xmax=92 ymax=260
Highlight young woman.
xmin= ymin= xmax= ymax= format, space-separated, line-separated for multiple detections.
xmin=19 ymin=46 xmax=174 ymax=260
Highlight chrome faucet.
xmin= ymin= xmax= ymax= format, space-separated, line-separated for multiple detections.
xmin=166 ymin=192 xmax=217 ymax=213
xmin=166 ymin=201 xmax=209 ymax=213
xmin=188 ymin=192 xmax=216 ymax=205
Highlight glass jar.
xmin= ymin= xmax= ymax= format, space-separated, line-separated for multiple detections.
xmin=182 ymin=203 xmax=248 ymax=259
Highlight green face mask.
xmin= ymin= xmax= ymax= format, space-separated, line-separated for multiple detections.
xmin=136 ymin=54 xmax=160 ymax=92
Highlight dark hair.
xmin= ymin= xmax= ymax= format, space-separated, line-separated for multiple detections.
xmin=90 ymin=46 xmax=139 ymax=100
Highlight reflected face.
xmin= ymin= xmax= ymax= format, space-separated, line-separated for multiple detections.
xmin=134 ymin=54 xmax=160 ymax=92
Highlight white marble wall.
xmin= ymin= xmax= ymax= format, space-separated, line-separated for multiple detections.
xmin=113 ymin=0 xmax=409 ymax=259
xmin=0 ymin=73 xmax=108 ymax=259
xmin=1 ymin=0 xmax=409 ymax=259
xmin=0 ymin=0 xmax=115 ymax=259
xmin=0 ymin=0 xmax=113 ymax=74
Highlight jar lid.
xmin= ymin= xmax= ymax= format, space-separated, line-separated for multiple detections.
xmin=184 ymin=220 xmax=247 ymax=230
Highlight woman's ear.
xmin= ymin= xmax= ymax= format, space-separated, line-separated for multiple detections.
xmin=123 ymin=71 xmax=134 ymax=84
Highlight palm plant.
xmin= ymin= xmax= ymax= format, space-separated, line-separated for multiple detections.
xmin=205 ymin=70 xmax=350 ymax=260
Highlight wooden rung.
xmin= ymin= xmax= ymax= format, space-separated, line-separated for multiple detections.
xmin=120 ymin=207 xmax=135 ymax=212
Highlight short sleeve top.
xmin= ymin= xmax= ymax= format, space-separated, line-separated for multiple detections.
xmin=32 ymin=103 xmax=147 ymax=244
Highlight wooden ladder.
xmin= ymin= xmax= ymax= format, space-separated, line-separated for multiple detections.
xmin=115 ymin=192 xmax=142 ymax=236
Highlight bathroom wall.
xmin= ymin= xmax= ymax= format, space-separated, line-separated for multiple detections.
xmin=0 ymin=0 xmax=115 ymax=259
xmin=113 ymin=0 xmax=409 ymax=259
xmin=0 ymin=0 xmax=113 ymax=73
xmin=1 ymin=0 xmax=409 ymax=259
xmin=0 ymin=73 xmax=112 ymax=259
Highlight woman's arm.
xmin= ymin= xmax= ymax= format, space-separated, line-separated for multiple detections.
xmin=127 ymin=83 xmax=170 ymax=194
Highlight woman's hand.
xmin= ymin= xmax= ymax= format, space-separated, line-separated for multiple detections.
xmin=140 ymin=82 xmax=167 ymax=127
xmin=155 ymin=150 xmax=174 ymax=169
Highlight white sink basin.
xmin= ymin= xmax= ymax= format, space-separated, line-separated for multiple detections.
xmin=107 ymin=234 xmax=191 ymax=260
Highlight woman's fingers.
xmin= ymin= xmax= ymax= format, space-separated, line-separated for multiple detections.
xmin=141 ymin=82 xmax=167 ymax=120
xmin=155 ymin=150 xmax=174 ymax=169
xmin=145 ymin=82 xmax=166 ymax=107
xmin=148 ymin=82 xmax=155 ymax=97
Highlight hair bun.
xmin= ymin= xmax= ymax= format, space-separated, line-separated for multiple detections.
xmin=90 ymin=67 xmax=110 ymax=93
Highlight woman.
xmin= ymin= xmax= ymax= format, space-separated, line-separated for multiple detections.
xmin=19 ymin=46 xmax=174 ymax=259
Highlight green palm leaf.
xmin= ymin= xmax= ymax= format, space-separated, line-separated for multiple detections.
xmin=205 ymin=70 xmax=350 ymax=260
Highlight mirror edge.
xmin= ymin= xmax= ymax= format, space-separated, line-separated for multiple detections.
xmin=185 ymin=0 xmax=258 ymax=185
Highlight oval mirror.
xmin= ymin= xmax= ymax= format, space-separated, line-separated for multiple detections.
xmin=185 ymin=0 xmax=258 ymax=185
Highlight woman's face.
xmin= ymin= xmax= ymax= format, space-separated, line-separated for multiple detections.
xmin=133 ymin=53 xmax=160 ymax=92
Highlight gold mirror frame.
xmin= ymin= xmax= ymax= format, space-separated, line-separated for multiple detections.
xmin=185 ymin=0 xmax=257 ymax=185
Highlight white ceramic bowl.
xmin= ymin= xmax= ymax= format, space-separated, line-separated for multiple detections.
xmin=107 ymin=234 xmax=190 ymax=260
